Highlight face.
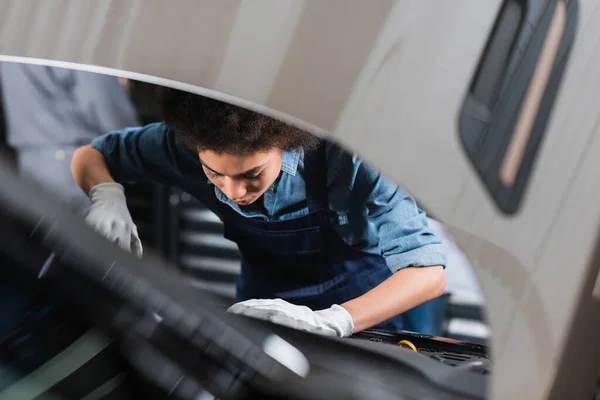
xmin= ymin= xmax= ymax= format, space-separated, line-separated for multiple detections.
xmin=199 ymin=149 xmax=282 ymax=205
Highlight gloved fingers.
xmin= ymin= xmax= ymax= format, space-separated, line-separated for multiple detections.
xmin=228 ymin=304 xmax=283 ymax=319
xmin=228 ymin=298 xmax=301 ymax=312
xmin=84 ymin=212 xmax=105 ymax=234
xmin=228 ymin=301 xmax=323 ymax=329
xmin=105 ymin=220 xmax=127 ymax=244
xmin=116 ymin=224 xmax=132 ymax=252
xmin=131 ymin=235 xmax=143 ymax=258
xmin=113 ymin=223 xmax=144 ymax=257
xmin=227 ymin=300 xmax=352 ymax=338
xmin=227 ymin=303 xmax=251 ymax=314
xmin=84 ymin=209 xmax=142 ymax=257
xmin=269 ymin=314 xmax=337 ymax=336
xmin=99 ymin=220 xmax=133 ymax=255
xmin=228 ymin=303 xmax=281 ymax=315
xmin=96 ymin=218 xmax=117 ymax=240
xmin=229 ymin=304 xmax=291 ymax=326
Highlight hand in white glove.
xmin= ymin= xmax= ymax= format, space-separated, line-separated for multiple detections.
xmin=85 ymin=182 xmax=143 ymax=257
xmin=227 ymin=299 xmax=354 ymax=337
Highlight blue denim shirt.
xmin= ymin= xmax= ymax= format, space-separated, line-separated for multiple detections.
xmin=91 ymin=122 xmax=446 ymax=273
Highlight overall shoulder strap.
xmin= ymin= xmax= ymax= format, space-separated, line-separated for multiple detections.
xmin=303 ymin=141 xmax=328 ymax=212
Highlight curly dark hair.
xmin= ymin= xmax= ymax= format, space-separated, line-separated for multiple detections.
xmin=157 ymin=87 xmax=320 ymax=155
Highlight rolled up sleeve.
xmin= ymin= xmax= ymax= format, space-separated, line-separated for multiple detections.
xmin=355 ymin=163 xmax=447 ymax=273
xmin=90 ymin=122 xmax=201 ymax=186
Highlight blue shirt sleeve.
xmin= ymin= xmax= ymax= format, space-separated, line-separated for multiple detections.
xmin=90 ymin=122 xmax=205 ymax=187
xmin=329 ymin=144 xmax=447 ymax=273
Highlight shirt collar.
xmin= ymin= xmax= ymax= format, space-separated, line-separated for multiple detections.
xmin=281 ymin=148 xmax=301 ymax=176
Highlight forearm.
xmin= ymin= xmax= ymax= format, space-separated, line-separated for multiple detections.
xmin=341 ymin=265 xmax=445 ymax=332
xmin=71 ymin=145 xmax=115 ymax=194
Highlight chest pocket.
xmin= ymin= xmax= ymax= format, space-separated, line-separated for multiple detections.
xmin=328 ymin=195 xmax=363 ymax=247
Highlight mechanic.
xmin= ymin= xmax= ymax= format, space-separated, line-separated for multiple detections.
xmin=71 ymin=87 xmax=446 ymax=337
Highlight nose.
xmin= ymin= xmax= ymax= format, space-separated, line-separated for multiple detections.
xmin=222 ymin=178 xmax=247 ymax=201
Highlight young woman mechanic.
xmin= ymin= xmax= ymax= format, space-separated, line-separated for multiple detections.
xmin=71 ymin=88 xmax=446 ymax=337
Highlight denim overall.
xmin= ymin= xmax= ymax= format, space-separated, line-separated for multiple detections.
xmin=215 ymin=144 xmax=404 ymax=331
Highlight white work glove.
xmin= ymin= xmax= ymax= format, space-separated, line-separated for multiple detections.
xmin=227 ymin=299 xmax=354 ymax=337
xmin=85 ymin=182 xmax=143 ymax=257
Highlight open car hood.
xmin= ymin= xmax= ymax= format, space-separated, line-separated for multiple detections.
xmin=0 ymin=0 xmax=599 ymax=399
xmin=0 ymin=147 xmax=489 ymax=399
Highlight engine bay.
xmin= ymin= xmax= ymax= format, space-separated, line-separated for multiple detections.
xmin=351 ymin=330 xmax=489 ymax=374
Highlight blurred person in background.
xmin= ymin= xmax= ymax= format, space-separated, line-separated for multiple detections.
xmin=0 ymin=62 xmax=139 ymax=378
xmin=0 ymin=62 xmax=140 ymax=212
